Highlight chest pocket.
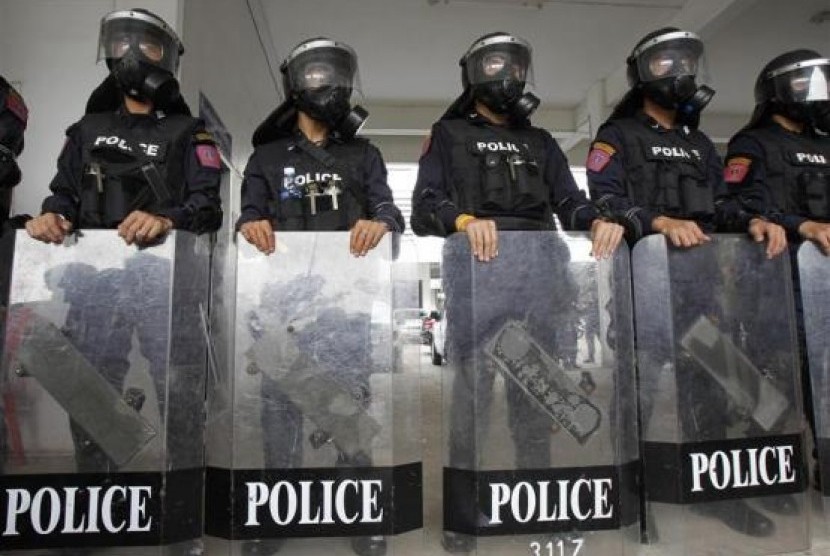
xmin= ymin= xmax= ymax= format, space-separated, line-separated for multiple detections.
xmin=81 ymin=140 xmax=170 ymax=227
xmin=786 ymin=151 xmax=830 ymax=219
xmin=640 ymin=141 xmax=712 ymax=216
xmin=468 ymin=139 xmax=546 ymax=213
xmin=267 ymin=158 xmax=361 ymax=231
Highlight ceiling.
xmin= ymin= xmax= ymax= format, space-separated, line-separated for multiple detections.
xmin=253 ymin=0 xmax=830 ymax=117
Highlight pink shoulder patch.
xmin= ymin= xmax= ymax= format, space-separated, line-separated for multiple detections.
xmin=724 ymin=158 xmax=751 ymax=184
xmin=196 ymin=144 xmax=221 ymax=169
xmin=5 ymin=91 xmax=28 ymax=127
xmin=586 ymin=148 xmax=611 ymax=173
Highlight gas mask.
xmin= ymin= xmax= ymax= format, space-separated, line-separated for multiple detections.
xmin=462 ymin=33 xmax=540 ymax=120
xmin=763 ymin=55 xmax=830 ymax=133
xmin=628 ymin=30 xmax=714 ymax=117
xmin=98 ymin=9 xmax=184 ymax=108
xmin=282 ymin=38 xmax=368 ymax=138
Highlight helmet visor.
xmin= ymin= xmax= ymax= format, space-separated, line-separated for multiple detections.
xmin=97 ymin=11 xmax=182 ymax=74
xmin=770 ymin=60 xmax=830 ymax=103
xmin=633 ymin=31 xmax=704 ymax=83
xmin=285 ymin=40 xmax=361 ymax=96
xmin=464 ymin=35 xmax=534 ymax=88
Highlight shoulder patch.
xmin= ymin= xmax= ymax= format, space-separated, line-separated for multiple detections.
xmin=5 ymin=89 xmax=28 ymax=127
xmin=724 ymin=156 xmax=751 ymax=184
xmin=195 ymin=144 xmax=221 ymax=169
xmin=586 ymin=142 xmax=616 ymax=173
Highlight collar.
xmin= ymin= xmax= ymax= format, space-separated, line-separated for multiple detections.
xmin=635 ymin=110 xmax=691 ymax=136
xmin=466 ymin=110 xmax=526 ymax=129
xmin=116 ymin=105 xmax=166 ymax=121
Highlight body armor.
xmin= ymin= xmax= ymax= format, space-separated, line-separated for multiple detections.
xmin=257 ymin=136 xmax=368 ymax=231
xmin=609 ymin=117 xmax=714 ymax=218
xmin=76 ymin=112 xmax=195 ymax=227
xmin=741 ymin=127 xmax=830 ymax=220
xmin=439 ymin=118 xmax=552 ymax=229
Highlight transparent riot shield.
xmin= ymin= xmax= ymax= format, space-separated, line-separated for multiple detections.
xmin=204 ymin=232 xmax=422 ymax=555
xmin=798 ymin=242 xmax=830 ymax=526
xmin=0 ymin=230 xmax=210 ymax=554
xmin=633 ymin=235 xmax=808 ymax=555
xmin=440 ymin=231 xmax=638 ymax=556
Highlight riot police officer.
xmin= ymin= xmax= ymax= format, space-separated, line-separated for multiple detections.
xmin=411 ymin=32 xmax=622 ymax=258
xmin=587 ymin=28 xmax=785 ymax=540
xmin=236 ymin=37 xmax=403 ymax=556
xmin=725 ymin=49 xmax=830 ymax=491
xmin=20 ymin=10 xmax=220 ymax=556
xmin=238 ymin=37 xmax=403 ymax=255
xmin=0 ymin=75 xmax=27 ymax=227
xmin=725 ymin=50 xmax=830 ymax=252
xmin=587 ymin=27 xmax=785 ymax=256
xmin=26 ymin=8 xmax=222 ymax=245
xmin=411 ymin=31 xmax=623 ymax=553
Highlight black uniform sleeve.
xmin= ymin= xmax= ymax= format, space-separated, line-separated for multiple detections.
xmin=41 ymin=124 xmax=84 ymax=225
xmin=411 ymin=123 xmax=461 ymax=237
xmin=155 ymin=122 xmax=223 ymax=234
xmin=587 ymin=123 xmax=659 ymax=240
xmin=724 ymin=133 xmax=807 ymax=236
xmin=363 ymin=143 xmax=404 ymax=233
xmin=236 ymin=148 xmax=273 ymax=230
xmin=542 ymin=131 xmax=599 ymax=231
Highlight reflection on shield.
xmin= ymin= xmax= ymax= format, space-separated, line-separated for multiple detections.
xmin=485 ymin=320 xmax=601 ymax=444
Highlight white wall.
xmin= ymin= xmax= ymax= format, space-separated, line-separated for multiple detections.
xmin=2 ymin=0 xmax=180 ymax=217
xmin=178 ymin=0 xmax=283 ymax=223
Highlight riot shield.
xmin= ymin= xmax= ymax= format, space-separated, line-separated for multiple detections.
xmin=633 ymin=234 xmax=808 ymax=555
xmin=797 ymin=242 xmax=830 ymax=527
xmin=440 ymin=231 xmax=638 ymax=556
xmin=204 ymin=232 xmax=423 ymax=555
xmin=0 ymin=230 xmax=210 ymax=554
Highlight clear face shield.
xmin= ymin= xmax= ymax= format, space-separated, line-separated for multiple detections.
xmin=284 ymin=40 xmax=362 ymax=98
xmin=770 ymin=59 xmax=830 ymax=103
xmin=96 ymin=11 xmax=182 ymax=74
xmin=464 ymin=36 xmax=534 ymax=90
xmin=633 ymin=31 xmax=707 ymax=85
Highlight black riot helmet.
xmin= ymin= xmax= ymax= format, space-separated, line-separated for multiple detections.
xmin=460 ymin=32 xmax=539 ymax=120
xmin=753 ymin=50 xmax=830 ymax=133
xmin=280 ymin=37 xmax=368 ymax=138
xmin=626 ymin=28 xmax=714 ymax=118
xmin=97 ymin=8 xmax=184 ymax=108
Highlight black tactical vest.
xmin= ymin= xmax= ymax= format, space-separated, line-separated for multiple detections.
xmin=256 ymin=136 xmax=368 ymax=231
xmin=75 ymin=112 xmax=195 ymax=227
xmin=439 ymin=118 xmax=553 ymax=228
xmin=743 ymin=127 xmax=830 ymax=221
xmin=609 ymin=118 xmax=714 ymax=218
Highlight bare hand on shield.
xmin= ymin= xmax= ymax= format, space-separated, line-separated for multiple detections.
xmin=350 ymin=219 xmax=388 ymax=257
xmin=589 ymin=218 xmax=624 ymax=259
xmin=118 ymin=210 xmax=173 ymax=246
xmin=652 ymin=215 xmax=711 ymax=248
xmin=25 ymin=212 xmax=73 ymax=244
xmin=462 ymin=217 xmax=498 ymax=262
xmin=799 ymin=220 xmax=830 ymax=255
xmin=748 ymin=217 xmax=787 ymax=259
xmin=240 ymin=219 xmax=276 ymax=255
